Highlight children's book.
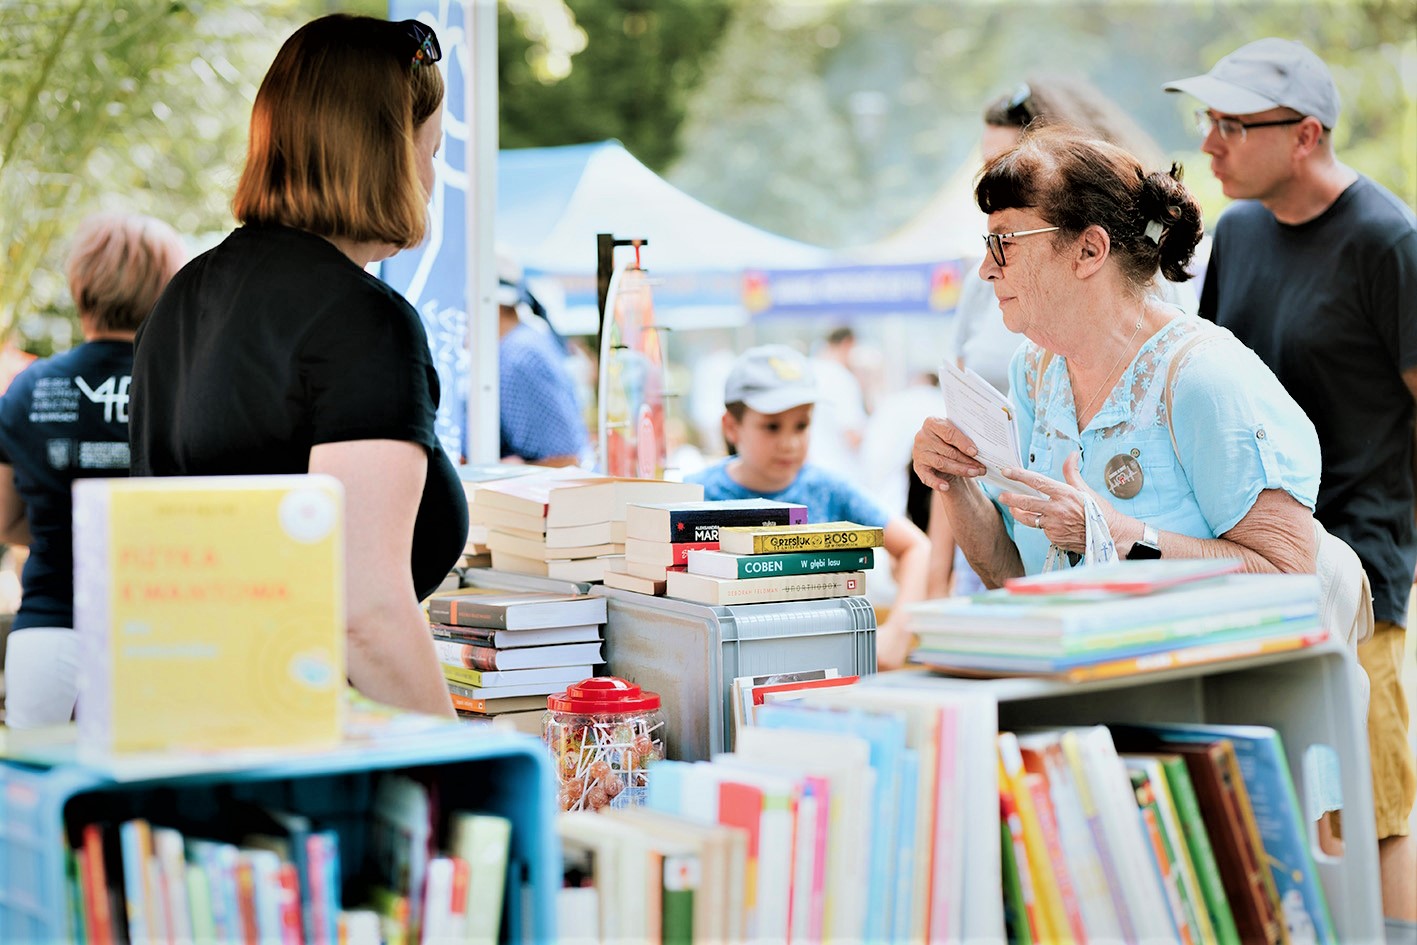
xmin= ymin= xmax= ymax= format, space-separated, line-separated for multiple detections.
xmin=1003 ymin=557 xmax=1246 ymax=597
xmin=74 ymin=475 xmax=344 ymax=756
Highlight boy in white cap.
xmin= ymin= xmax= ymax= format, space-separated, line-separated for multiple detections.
xmin=1168 ymin=38 xmax=1417 ymax=920
xmin=686 ymin=344 xmax=930 ymax=669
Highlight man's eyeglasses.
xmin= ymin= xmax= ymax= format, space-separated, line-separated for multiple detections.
xmin=399 ymin=19 xmax=441 ymax=70
xmin=1195 ymin=109 xmax=1302 ymax=144
xmin=983 ymin=226 xmax=1060 ymax=267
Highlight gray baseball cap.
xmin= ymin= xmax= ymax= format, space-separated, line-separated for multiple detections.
xmin=1164 ymin=38 xmax=1340 ymax=129
xmin=724 ymin=344 xmax=818 ymax=414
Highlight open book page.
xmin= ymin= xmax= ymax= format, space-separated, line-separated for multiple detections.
xmin=938 ymin=361 xmax=1042 ymax=498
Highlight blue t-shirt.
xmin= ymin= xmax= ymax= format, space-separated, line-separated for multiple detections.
xmin=499 ymin=323 xmax=588 ymax=463
xmin=687 ymin=460 xmax=889 ymax=527
xmin=998 ymin=314 xmax=1321 ymax=575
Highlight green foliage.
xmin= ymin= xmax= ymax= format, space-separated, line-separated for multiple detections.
xmin=0 ymin=0 xmax=311 ymax=349
xmin=498 ymin=0 xmax=736 ymax=171
xmin=667 ymin=0 xmax=1416 ymax=248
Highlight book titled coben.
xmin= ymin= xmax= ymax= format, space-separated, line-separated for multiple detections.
xmin=73 ymin=475 xmax=345 ymax=756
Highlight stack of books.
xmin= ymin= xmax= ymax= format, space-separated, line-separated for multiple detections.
xmin=472 ymin=475 xmax=701 ymax=583
xmin=426 ymin=587 xmax=609 ymax=732
xmin=663 ymin=520 xmax=881 ymax=605
xmin=457 ymin=463 xmax=584 ymax=570
xmin=606 ymin=498 xmax=809 ymax=595
xmin=905 ymin=560 xmax=1325 ymax=682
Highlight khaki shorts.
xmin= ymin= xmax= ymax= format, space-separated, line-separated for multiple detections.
xmin=1358 ymin=618 xmax=1417 ymax=838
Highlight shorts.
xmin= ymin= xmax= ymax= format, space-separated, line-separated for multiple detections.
xmin=2 ymin=626 xmax=80 ymax=729
xmin=1357 ymin=618 xmax=1416 ymax=838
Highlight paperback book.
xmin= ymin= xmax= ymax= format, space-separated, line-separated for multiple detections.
xmin=717 ymin=522 xmax=885 ymax=555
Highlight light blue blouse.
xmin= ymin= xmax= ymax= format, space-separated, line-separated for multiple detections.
xmin=994 ymin=314 xmax=1321 ymax=575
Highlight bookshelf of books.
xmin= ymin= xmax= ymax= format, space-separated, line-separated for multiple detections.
xmin=871 ymin=637 xmax=1383 ymax=942
xmin=0 ymin=723 xmax=560 ymax=943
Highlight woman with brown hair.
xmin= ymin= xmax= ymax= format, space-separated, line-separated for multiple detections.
xmin=130 ymin=15 xmax=464 ymax=717
xmin=913 ymin=127 xmax=1321 ymax=581
xmin=0 ymin=212 xmax=186 ymax=727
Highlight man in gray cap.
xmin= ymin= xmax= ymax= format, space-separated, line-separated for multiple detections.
xmin=1168 ymin=37 xmax=1417 ymax=921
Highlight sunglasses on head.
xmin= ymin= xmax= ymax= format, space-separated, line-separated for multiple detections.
xmin=398 ymin=19 xmax=441 ymax=70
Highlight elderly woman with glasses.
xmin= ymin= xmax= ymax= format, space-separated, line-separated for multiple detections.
xmin=912 ymin=126 xmax=1321 ymax=584
xmin=130 ymin=15 xmax=463 ymax=716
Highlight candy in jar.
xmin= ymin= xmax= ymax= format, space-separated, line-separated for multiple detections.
xmin=544 ymin=676 xmax=664 ymax=811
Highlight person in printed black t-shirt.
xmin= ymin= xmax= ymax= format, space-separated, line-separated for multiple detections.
xmin=130 ymin=15 xmax=466 ymax=718
xmin=0 ymin=212 xmax=186 ymax=728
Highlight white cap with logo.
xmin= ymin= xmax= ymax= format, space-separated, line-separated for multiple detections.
xmin=723 ymin=344 xmax=819 ymax=415
xmin=1164 ymin=37 xmax=1340 ymax=129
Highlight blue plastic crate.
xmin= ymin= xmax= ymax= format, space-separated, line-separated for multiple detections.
xmin=0 ymin=729 xmax=560 ymax=943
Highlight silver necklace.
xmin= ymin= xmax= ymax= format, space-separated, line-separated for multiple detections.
xmin=1075 ymin=309 xmax=1145 ymax=423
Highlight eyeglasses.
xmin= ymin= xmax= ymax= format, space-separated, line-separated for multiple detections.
xmin=983 ymin=226 xmax=1060 ymax=267
xmin=1194 ymin=108 xmax=1302 ymax=143
xmin=399 ymin=19 xmax=441 ymax=70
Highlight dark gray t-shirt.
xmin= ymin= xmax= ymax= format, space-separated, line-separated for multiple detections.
xmin=1200 ymin=176 xmax=1417 ymax=625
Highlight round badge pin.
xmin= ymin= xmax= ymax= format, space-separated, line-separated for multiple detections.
xmin=1104 ymin=453 xmax=1144 ymax=499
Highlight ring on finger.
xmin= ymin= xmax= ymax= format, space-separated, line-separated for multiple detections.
xmin=1035 ymin=512 xmax=1043 ymax=528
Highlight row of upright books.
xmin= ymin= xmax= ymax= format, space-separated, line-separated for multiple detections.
xmin=63 ymin=774 xmax=512 ymax=945
xmin=555 ymin=677 xmax=1335 ymax=944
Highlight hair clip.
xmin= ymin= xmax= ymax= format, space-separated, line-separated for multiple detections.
xmin=400 ymin=19 xmax=441 ymax=70
xmin=1144 ymin=219 xmax=1166 ymax=245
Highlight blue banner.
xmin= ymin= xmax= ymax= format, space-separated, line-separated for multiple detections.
xmin=381 ymin=0 xmax=469 ymax=460
xmin=742 ymin=260 xmax=967 ymax=318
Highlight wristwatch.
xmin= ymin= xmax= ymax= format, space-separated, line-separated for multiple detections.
xmin=1127 ymin=523 xmax=1162 ymax=560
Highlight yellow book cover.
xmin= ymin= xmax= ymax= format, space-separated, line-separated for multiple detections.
xmin=998 ymin=734 xmax=1069 ymax=944
xmin=74 ymin=475 xmax=345 ymax=756
xmin=716 ymin=521 xmax=884 ymax=555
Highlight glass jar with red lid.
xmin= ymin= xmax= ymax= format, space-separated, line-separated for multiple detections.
xmin=544 ymin=676 xmax=664 ymax=811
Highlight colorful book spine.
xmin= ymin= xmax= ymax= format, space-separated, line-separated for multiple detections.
xmin=999 ymin=784 xmax=1038 ymax=944
xmin=1060 ymin=628 xmax=1328 ymax=682
xmin=686 ymin=548 xmax=875 ymax=580
xmin=997 ymin=742 xmax=1067 ymax=944
xmin=1159 ymin=756 xmax=1242 ymax=945
xmin=637 ymin=505 xmax=808 ymax=542
xmin=1130 ymin=768 xmax=1197 ymax=945
xmin=718 ymin=523 xmax=885 ymax=554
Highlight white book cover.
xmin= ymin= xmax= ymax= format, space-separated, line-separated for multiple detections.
xmin=937 ymin=359 xmax=1043 ymax=498
xmin=728 ymin=728 xmax=875 ymax=943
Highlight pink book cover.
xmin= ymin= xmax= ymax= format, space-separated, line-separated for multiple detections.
xmin=802 ymin=775 xmax=832 ymax=943
xmin=927 ymin=703 xmax=958 ymax=941
xmin=718 ymin=781 xmax=765 ymax=933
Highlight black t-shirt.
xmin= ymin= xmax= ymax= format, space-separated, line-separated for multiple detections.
xmin=130 ymin=224 xmax=468 ymax=601
xmin=0 ymin=341 xmax=135 ymax=629
xmin=1200 ymin=177 xmax=1417 ymax=624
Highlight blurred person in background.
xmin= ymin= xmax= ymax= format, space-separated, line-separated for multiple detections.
xmin=496 ymin=255 xmax=590 ymax=467
xmin=807 ymin=325 xmax=869 ymax=486
xmin=690 ymin=344 xmax=930 ymax=668
xmin=130 ymin=14 xmax=464 ymax=718
xmin=0 ymin=212 xmax=186 ymax=728
xmin=936 ymin=74 xmax=1194 ymax=596
xmin=1168 ymin=38 xmax=1417 ymax=920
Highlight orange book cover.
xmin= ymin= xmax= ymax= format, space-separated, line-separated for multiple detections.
xmin=998 ymin=763 xmax=1041 ymax=943
xmin=81 ymin=824 xmax=114 ymax=945
xmin=717 ymin=781 xmax=764 ymax=931
xmin=998 ymin=737 xmax=1067 ymax=943
xmin=1019 ymin=748 xmax=1089 ymax=942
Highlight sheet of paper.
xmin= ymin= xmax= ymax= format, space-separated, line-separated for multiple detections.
xmin=938 ymin=361 xmax=1043 ymax=498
